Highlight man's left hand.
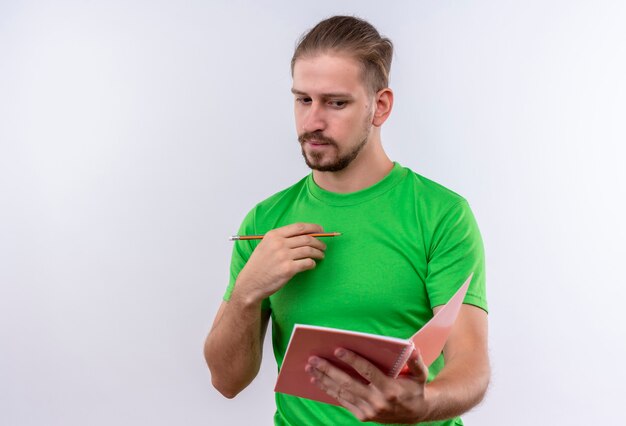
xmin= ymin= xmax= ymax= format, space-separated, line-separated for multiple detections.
xmin=305 ymin=348 xmax=431 ymax=423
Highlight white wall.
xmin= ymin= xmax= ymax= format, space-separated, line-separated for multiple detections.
xmin=1 ymin=1 xmax=625 ymax=424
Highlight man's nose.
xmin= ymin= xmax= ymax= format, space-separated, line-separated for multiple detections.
xmin=302 ymin=102 xmax=326 ymax=133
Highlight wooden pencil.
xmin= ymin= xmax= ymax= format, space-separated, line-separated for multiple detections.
xmin=229 ymin=232 xmax=342 ymax=241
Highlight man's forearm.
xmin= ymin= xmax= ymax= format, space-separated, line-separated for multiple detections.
xmin=421 ymin=350 xmax=490 ymax=422
xmin=204 ymin=293 xmax=268 ymax=399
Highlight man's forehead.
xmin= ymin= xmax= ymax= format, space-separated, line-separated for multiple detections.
xmin=292 ymin=53 xmax=366 ymax=96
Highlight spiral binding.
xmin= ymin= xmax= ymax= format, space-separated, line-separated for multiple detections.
xmin=389 ymin=343 xmax=414 ymax=377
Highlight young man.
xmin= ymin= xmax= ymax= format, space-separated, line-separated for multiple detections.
xmin=205 ymin=16 xmax=490 ymax=425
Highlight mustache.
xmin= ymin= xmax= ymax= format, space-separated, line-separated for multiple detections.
xmin=298 ymin=132 xmax=337 ymax=146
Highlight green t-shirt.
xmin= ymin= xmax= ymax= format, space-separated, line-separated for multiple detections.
xmin=224 ymin=162 xmax=487 ymax=426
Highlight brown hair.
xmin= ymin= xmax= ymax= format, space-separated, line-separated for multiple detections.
xmin=291 ymin=16 xmax=393 ymax=94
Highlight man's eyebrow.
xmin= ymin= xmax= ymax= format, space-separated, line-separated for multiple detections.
xmin=291 ymin=88 xmax=354 ymax=99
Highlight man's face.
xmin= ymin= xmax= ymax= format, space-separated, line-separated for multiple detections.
xmin=292 ymin=53 xmax=375 ymax=172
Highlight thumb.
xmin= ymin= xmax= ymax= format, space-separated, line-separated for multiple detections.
xmin=406 ymin=348 xmax=429 ymax=383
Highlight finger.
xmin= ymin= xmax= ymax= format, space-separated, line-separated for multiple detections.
xmin=311 ymin=372 xmax=377 ymax=422
xmin=271 ymin=223 xmax=324 ymax=238
xmin=306 ymin=356 xmax=371 ymax=403
xmin=406 ymin=348 xmax=429 ymax=383
xmin=290 ymin=246 xmax=325 ymax=261
xmin=309 ymin=373 xmax=362 ymax=408
xmin=290 ymin=258 xmax=317 ymax=274
xmin=334 ymin=395 xmax=370 ymax=422
xmin=334 ymin=348 xmax=389 ymax=390
xmin=286 ymin=234 xmax=327 ymax=251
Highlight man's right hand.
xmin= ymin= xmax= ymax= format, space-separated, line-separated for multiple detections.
xmin=232 ymin=223 xmax=327 ymax=304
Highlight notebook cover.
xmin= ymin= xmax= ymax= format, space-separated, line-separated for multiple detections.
xmin=274 ymin=325 xmax=413 ymax=406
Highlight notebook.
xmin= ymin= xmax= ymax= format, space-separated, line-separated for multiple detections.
xmin=274 ymin=275 xmax=471 ymax=405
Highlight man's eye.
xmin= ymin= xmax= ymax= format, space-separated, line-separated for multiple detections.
xmin=330 ymin=100 xmax=347 ymax=108
xmin=296 ymin=97 xmax=312 ymax=104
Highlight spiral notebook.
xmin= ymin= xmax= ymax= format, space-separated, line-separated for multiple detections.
xmin=274 ymin=275 xmax=471 ymax=405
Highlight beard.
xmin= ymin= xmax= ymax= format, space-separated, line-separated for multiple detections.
xmin=298 ymin=130 xmax=370 ymax=172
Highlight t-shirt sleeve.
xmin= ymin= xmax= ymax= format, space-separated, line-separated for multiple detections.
xmin=223 ymin=207 xmax=271 ymax=311
xmin=425 ymin=199 xmax=488 ymax=312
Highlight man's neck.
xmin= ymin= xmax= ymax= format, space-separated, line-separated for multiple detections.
xmin=311 ymin=141 xmax=394 ymax=194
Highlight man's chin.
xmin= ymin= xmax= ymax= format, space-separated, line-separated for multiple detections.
xmin=301 ymin=149 xmax=351 ymax=172
xmin=303 ymin=152 xmax=325 ymax=169
xmin=305 ymin=159 xmax=349 ymax=173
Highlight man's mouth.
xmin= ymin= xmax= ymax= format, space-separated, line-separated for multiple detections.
xmin=299 ymin=133 xmax=336 ymax=148
xmin=303 ymin=138 xmax=332 ymax=145
xmin=305 ymin=140 xmax=332 ymax=149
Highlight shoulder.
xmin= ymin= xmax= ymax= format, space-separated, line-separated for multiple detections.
xmin=400 ymin=165 xmax=469 ymax=215
xmin=251 ymin=175 xmax=309 ymax=214
xmin=239 ymin=175 xmax=310 ymax=229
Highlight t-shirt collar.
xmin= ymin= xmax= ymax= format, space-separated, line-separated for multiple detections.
xmin=306 ymin=162 xmax=407 ymax=206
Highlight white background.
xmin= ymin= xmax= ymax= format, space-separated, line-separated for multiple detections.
xmin=1 ymin=1 xmax=625 ymax=425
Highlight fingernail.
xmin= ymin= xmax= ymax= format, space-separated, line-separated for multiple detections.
xmin=335 ymin=348 xmax=346 ymax=358
xmin=309 ymin=356 xmax=319 ymax=366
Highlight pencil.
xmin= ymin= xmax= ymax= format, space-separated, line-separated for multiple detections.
xmin=229 ymin=232 xmax=342 ymax=241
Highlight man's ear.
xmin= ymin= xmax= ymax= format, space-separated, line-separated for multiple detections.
xmin=372 ymin=88 xmax=393 ymax=127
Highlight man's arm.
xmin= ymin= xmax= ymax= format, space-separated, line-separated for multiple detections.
xmin=422 ymin=303 xmax=490 ymax=420
xmin=204 ymin=223 xmax=327 ymax=398
xmin=305 ymin=304 xmax=489 ymax=423
xmin=204 ymin=300 xmax=270 ymax=399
